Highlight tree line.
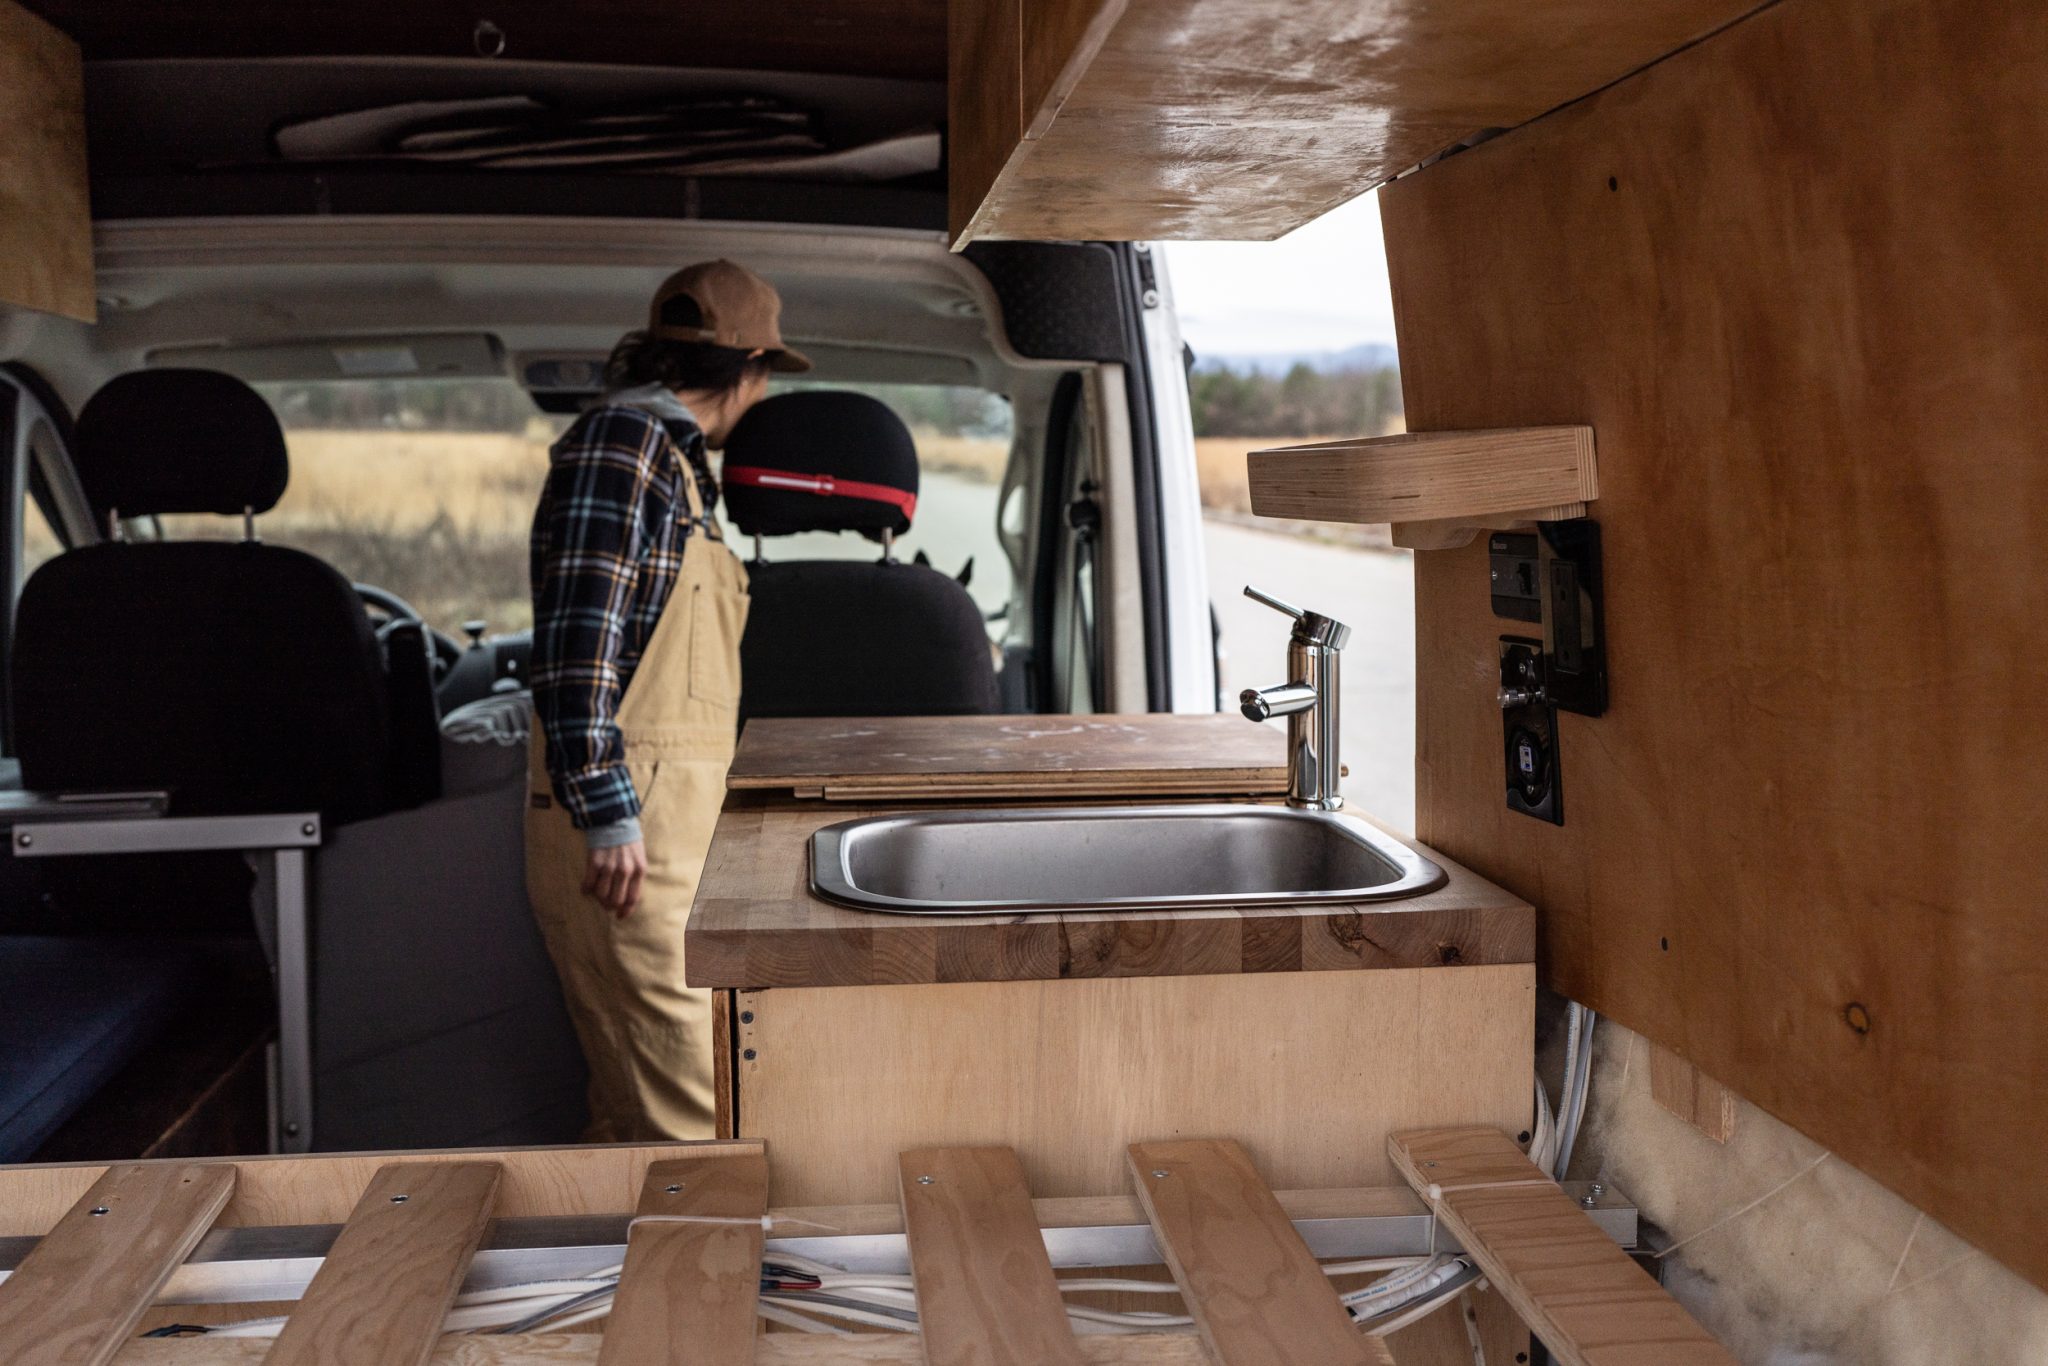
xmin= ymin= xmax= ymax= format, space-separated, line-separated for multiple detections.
xmin=1189 ymin=362 xmax=1403 ymax=438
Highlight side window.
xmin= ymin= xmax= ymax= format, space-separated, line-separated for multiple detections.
xmin=20 ymin=492 xmax=59 ymax=584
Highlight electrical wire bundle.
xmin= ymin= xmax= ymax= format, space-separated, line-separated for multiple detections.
xmin=172 ymin=1248 xmax=1484 ymax=1341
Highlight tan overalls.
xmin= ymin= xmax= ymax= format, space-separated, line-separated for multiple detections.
xmin=525 ymin=447 xmax=749 ymax=1142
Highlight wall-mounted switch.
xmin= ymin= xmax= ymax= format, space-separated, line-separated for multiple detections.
xmin=1488 ymin=532 xmax=1541 ymax=623
xmin=1538 ymin=520 xmax=1606 ymax=716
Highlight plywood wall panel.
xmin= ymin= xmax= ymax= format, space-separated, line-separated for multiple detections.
xmin=1385 ymin=0 xmax=2048 ymax=1288
xmin=0 ymin=0 xmax=92 ymax=321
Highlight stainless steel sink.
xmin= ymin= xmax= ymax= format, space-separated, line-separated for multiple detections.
xmin=808 ymin=804 xmax=1446 ymax=915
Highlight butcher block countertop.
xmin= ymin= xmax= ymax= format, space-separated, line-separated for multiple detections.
xmin=725 ymin=713 xmax=1288 ymax=800
xmin=685 ymin=795 xmax=1534 ymax=990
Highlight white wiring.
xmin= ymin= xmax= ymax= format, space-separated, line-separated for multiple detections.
xmin=1460 ymin=1286 xmax=1488 ymax=1365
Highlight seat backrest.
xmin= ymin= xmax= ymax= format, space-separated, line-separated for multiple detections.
xmin=10 ymin=369 xmax=414 ymax=823
xmin=739 ymin=560 xmax=1000 ymax=721
xmin=721 ymin=391 xmax=998 ymax=722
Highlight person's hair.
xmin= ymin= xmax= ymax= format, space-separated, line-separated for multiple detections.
xmin=604 ymin=331 xmax=772 ymax=394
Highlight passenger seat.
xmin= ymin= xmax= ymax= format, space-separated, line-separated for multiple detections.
xmin=721 ymin=391 xmax=1000 ymax=721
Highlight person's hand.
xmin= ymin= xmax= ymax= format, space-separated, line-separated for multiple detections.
xmin=584 ymin=839 xmax=648 ymax=918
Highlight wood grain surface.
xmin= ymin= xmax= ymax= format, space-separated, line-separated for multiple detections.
xmin=1647 ymin=1043 xmax=1736 ymax=1144
xmin=1247 ymin=428 xmax=1597 ymax=527
xmin=726 ymin=714 xmax=1286 ymax=798
xmin=264 ymin=1162 xmax=501 ymax=1366
xmin=951 ymin=0 xmax=1761 ymax=243
xmin=0 ymin=0 xmax=93 ymax=320
xmin=687 ymin=798 xmax=1531 ymax=989
xmin=1128 ymin=1139 xmax=1391 ymax=1366
xmin=115 ymin=1332 xmax=1219 ymax=1363
xmin=1383 ymin=0 xmax=2048 ymax=1290
xmin=898 ymin=1147 xmax=1085 ymax=1366
xmin=735 ymin=966 xmax=1532 ymax=1204
xmin=0 ymin=1163 xmax=234 ymax=1366
xmin=599 ymin=1153 xmax=767 ymax=1366
xmin=0 ymin=1143 xmax=753 ymax=1238
xmin=1389 ymin=1128 xmax=1733 ymax=1364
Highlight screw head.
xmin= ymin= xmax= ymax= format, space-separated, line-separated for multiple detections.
xmin=742 ymin=1048 xmax=757 ymax=1061
xmin=90 ymin=1206 xmax=109 ymax=1217
xmin=1588 ymin=1182 xmax=1605 ymax=1198
xmin=390 ymin=1194 xmax=409 ymax=1204
xmin=740 ymin=1011 xmax=754 ymax=1024
xmin=1579 ymin=1193 xmax=1596 ymax=1208
xmin=15 ymin=832 xmax=30 ymax=848
xmin=665 ymin=1184 xmax=683 ymax=1194
xmin=917 ymin=1175 xmax=934 ymax=1185
xmin=1151 ymin=1170 xmax=1169 ymax=1179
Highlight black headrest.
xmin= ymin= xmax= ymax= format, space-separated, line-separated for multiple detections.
xmin=75 ymin=369 xmax=289 ymax=517
xmin=721 ymin=391 xmax=918 ymax=538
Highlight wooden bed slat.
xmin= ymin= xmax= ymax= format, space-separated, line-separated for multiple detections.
xmin=263 ymin=1160 xmax=500 ymax=1366
xmin=1126 ymin=1139 xmax=1390 ymax=1366
xmin=597 ymin=1151 xmax=768 ymax=1365
xmin=898 ymin=1146 xmax=1085 ymax=1366
xmin=0 ymin=1162 xmax=235 ymax=1366
xmin=118 ymin=1331 xmax=1218 ymax=1362
xmin=1388 ymin=1127 xmax=1734 ymax=1365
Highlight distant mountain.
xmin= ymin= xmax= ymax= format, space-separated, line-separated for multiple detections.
xmin=1192 ymin=342 xmax=1399 ymax=375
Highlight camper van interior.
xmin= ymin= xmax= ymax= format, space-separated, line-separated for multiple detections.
xmin=0 ymin=0 xmax=2042 ymax=1362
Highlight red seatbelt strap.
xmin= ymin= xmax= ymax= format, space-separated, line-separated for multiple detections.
xmin=721 ymin=465 xmax=917 ymax=520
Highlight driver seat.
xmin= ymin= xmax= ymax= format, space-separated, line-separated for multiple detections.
xmin=12 ymin=369 xmax=439 ymax=820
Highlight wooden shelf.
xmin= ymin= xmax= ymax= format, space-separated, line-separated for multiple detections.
xmin=1246 ymin=426 xmax=1598 ymax=550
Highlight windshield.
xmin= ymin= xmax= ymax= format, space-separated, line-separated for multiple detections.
xmin=142 ymin=377 xmax=1016 ymax=641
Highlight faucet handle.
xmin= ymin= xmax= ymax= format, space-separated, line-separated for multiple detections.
xmin=1242 ymin=584 xmax=1351 ymax=650
xmin=1243 ymin=584 xmax=1307 ymax=621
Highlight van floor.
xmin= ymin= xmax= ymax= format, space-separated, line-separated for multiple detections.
xmin=27 ymin=950 xmax=272 ymax=1162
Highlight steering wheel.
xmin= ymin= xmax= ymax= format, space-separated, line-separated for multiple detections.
xmin=354 ymin=583 xmax=464 ymax=681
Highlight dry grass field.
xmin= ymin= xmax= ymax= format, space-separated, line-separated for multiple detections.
xmin=168 ymin=425 xmax=1011 ymax=634
xmin=106 ymin=422 xmax=1370 ymax=639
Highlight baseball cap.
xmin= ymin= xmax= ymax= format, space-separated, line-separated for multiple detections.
xmin=646 ymin=260 xmax=811 ymax=373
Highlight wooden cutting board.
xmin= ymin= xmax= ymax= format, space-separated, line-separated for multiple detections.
xmin=726 ymin=714 xmax=1288 ymax=801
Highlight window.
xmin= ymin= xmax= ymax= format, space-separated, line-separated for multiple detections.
xmin=144 ymin=378 xmax=1018 ymax=648
xmin=151 ymin=380 xmax=556 ymax=636
xmin=20 ymin=494 xmax=59 ymax=585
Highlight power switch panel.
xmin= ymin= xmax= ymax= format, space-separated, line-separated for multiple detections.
xmin=1538 ymin=519 xmax=1607 ymax=716
xmin=1488 ymin=532 xmax=1541 ymax=622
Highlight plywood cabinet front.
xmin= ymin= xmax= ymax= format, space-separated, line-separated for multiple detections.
xmin=946 ymin=0 xmax=1765 ymax=244
xmin=735 ymin=968 xmax=1532 ymax=1206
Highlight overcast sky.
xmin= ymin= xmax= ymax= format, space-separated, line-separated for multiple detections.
xmin=1161 ymin=192 xmax=1397 ymax=359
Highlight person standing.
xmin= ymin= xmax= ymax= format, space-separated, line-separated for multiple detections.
xmin=526 ymin=260 xmax=807 ymax=1140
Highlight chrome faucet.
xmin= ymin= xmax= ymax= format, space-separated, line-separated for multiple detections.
xmin=1238 ymin=585 xmax=1350 ymax=811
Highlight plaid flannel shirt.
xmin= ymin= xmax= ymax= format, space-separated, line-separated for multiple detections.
xmin=529 ymin=395 xmax=719 ymax=843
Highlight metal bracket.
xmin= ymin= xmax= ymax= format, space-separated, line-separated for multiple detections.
xmin=13 ymin=812 xmax=323 ymax=1153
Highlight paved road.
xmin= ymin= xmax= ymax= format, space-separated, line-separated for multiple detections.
xmin=1203 ymin=519 xmax=1416 ymax=831
xmin=727 ymin=472 xmax=1418 ymax=829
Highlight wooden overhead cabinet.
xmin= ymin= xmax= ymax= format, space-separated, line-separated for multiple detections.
xmin=0 ymin=0 xmax=93 ymax=321
xmin=947 ymin=0 xmax=1764 ymax=245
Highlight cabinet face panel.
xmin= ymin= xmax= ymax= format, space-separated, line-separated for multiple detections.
xmin=736 ymin=966 xmax=1532 ymax=1205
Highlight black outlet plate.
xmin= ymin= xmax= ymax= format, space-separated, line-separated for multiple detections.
xmin=1500 ymin=636 xmax=1562 ymax=824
